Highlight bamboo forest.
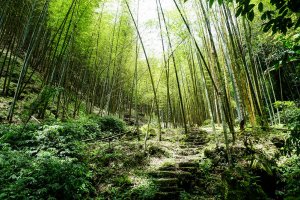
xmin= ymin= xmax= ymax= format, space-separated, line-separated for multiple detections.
xmin=0 ymin=0 xmax=300 ymax=199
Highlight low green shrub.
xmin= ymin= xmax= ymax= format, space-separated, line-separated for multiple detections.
xmin=274 ymin=101 xmax=300 ymax=155
xmin=21 ymin=86 xmax=61 ymax=122
xmin=202 ymin=119 xmax=211 ymax=126
xmin=123 ymin=151 xmax=146 ymax=168
xmin=286 ymin=122 xmax=300 ymax=156
xmin=278 ymin=155 xmax=300 ymax=199
xmin=129 ymin=178 xmax=158 ymax=199
xmin=148 ymin=145 xmax=170 ymax=158
xmin=97 ymin=115 xmax=126 ymax=133
xmin=0 ymin=118 xmax=101 ymax=148
xmin=0 ymin=121 xmax=98 ymax=199
xmin=113 ymin=175 xmax=132 ymax=188
xmin=199 ymin=158 xmax=213 ymax=174
xmin=0 ymin=146 xmax=94 ymax=200
xmin=0 ymin=123 xmax=39 ymax=148
xmin=0 ymin=118 xmax=140 ymax=200
xmin=222 ymin=166 xmax=268 ymax=200
xmin=100 ymin=175 xmax=157 ymax=200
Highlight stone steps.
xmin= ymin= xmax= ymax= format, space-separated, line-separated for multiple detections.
xmin=178 ymin=166 xmax=198 ymax=173
xmin=185 ymin=139 xmax=208 ymax=144
xmin=152 ymin=178 xmax=180 ymax=199
xmin=176 ymin=148 xmax=199 ymax=156
xmin=159 ymin=186 xmax=182 ymax=193
xmin=153 ymin=178 xmax=178 ymax=187
xmin=149 ymin=170 xmax=192 ymax=178
xmin=148 ymin=130 xmax=208 ymax=199
xmin=179 ymin=144 xmax=202 ymax=149
xmin=178 ymin=162 xmax=199 ymax=168
xmin=159 ymin=165 xmax=177 ymax=171
xmin=155 ymin=191 xmax=180 ymax=200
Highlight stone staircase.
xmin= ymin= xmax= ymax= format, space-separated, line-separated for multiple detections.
xmin=148 ymin=129 xmax=209 ymax=199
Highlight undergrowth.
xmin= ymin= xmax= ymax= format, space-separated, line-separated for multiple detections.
xmin=0 ymin=116 xmax=141 ymax=200
xmin=1 ymin=114 xmax=300 ymax=199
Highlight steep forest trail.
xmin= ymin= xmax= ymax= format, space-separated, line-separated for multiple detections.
xmin=1 ymin=0 xmax=300 ymax=198
xmin=148 ymin=128 xmax=209 ymax=199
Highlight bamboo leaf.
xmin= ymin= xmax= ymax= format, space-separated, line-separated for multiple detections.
xmin=248 ymin=4 xmax=255 ymax=11
xmin=236 ymin=6 xmax=243 ymax=17
xmin=209 ymin=0 xmax=215 ymax=8
xmin=247 ymin=10 xmax=254 ymax=21
xmin=258 ymin=2 xmax=263 ymax=12
xmin=261 ymin=12 xmax=267 ymax=20
xmin=263 ymin=20 xmax=274 ymax=32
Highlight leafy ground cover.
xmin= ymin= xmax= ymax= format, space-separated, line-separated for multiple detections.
xmin=1 ymin=116 xmax=299 ymax=199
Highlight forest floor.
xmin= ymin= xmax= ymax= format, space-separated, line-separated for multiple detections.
xmin=0 ymin=106 xmax=298 ymax=199
xmin=112 ymin=125 xmax=287 ymax=199
xmin=0 ymin=64 xmax=299 ymax=199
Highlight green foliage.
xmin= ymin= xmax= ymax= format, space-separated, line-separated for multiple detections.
xmin=88 ymin=144 xmax=148 ymax=199
xmin=0 ymin=124 xmax=147 ymax=200
xmin=0 ymin=145 xmax=94 ymax=200
xmin=273 ymin=101 xmax=299 ymax=127
xmin=53 ymin=117 xmax=102 ymax=140
xmin=0 ymin=118 xmax=114 ymax=200
xmin=203 ymin=145 xmax=281 ymax=199
xmin=129 ymin=179 xmax=158 ymax=199
xmin=22 ymin=86 xmax=61 ymax=121
xmin=113 ymin=175 xmax=132 ymax=188
xmin=278 ymin=155 xmax=300 ymax=199
xmin=266 ymin=32 xmax=300 ymax=100
xmin=260 ymin=0 xmax=300 ymax=34
xmin=0 ymin=118 xmax=102 ymax=153
xmin=249 ymin=152 xmax=275 ymax=176
xmin=97 ymin=116 xmax=126 ymax=133
xmin=199 ymin=158 xmax=213 ymax=174
xmin=274 ymin=101 xmax=296 ymax=110
xmin=93 ymin=149 xmax=123 ymax=168
xmin=102 ymin=176 xmax=157 ymax=200
xmin=202 ymin=119 xmax=211 ymax=126
xmin=148 ymin=145 xmax=171 ymax=158
xmin=180 ymin=191 xmax=194 ymax=200
xmin=203 ymin=0 xmax=300 ymax=34
xmin=0 ymin=123 xmax=39 ymax=148
xmin=285 ymin=112 xmax=300 ymax=155
xmin=222 ymin=166 xmax=268 ymax=200
xmin=274 ymin=101 xmax=300 ymax=154
xmin=198 ymin=158 xmax=225 ymax=197
xmin=0 ymin=119 xmax=103 ymax=167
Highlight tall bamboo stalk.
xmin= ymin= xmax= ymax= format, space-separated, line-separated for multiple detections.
xmin=125 ymin=0 xmax=162 ymax=140
xmin=157 ymin=0 xmax=188 ymax=134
